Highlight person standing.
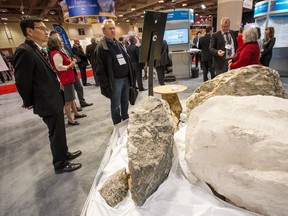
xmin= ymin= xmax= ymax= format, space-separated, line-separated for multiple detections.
xmin=49 ymin=31 xmax=93 ymax=109
xmin=154 ymin=40 xmax=169 ymax=86
xmin=209 ymin=17 xmax=238 ymax=75
xmin=260 ymin=27 xmax=276 ymax=67
xmin=192 ymin=31 xmax=202 ymax=68
xmin=126 ymin=35 xmax=146 ymax=91
xmin=86 ymin=37 xmax=99 ymax=86
xmin=72 ymin=39 xmax=91 ymax=86
xmin=198 ymin=26 xmax=215 ymax=81
xmin=13 ymin=16 xmax=82 ymax=174
xmin=95 ymin=19 xmax=134 ymax=125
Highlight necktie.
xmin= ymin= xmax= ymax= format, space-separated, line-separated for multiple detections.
xmin=225 ymin=33 xmax=232 ymax=56
xmin=40 ymin=48 xmax=49 ymax=62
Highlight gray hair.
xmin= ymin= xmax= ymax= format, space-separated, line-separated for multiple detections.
xmin=220 ymin=17 xmax=230 ymax=25
xmin=47 ymin=35 xmax=61 ymax=51
xmin=101 ymin=19 xmax=115 ymax=29
xmin=243 ymin=27 xmax=258 ymax=43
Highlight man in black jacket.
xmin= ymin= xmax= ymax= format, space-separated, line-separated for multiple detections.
xmin=209 ymin=17 xmax=237 ymax=75
xmin=86 ymin=37 xmax=99 ymax=86
xmin=72 ymin=39 xmax=91 ymax=86
xmin=95 ymin=19 xmax=134 ymax=125
xmin=13 ymin=16 xmax=82 ymax=174
xmin=199 ymin=26 xmax=215 ymax=82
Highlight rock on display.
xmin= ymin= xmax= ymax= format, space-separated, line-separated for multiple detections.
xmin=186 ymin=65 xmax=288 ymax=117
xmin=98 ymin=168 xmax=129 ymax=207
xmin=185 ymin=95 xmax=288 ymax=216
xmin=127 ymin=96 xmax=175 ymax=206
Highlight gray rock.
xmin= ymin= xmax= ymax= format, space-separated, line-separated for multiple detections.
xmin=98 ymin=168 xmax=129 ymax=207
xmin=186 ymin=65 xmax=288 ymax=117
xmin=127 ymin=96 xmax=174 ymax=206
xmin=185 ymin=95 xmax=288 ymax=216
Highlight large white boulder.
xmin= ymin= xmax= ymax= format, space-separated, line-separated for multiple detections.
xmin=185 ymin=95 xmax=288 ymax=216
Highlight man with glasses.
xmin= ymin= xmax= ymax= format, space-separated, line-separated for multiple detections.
xmin=95 ymin=19 xmax=134 ymax=125
xmin=209 ymin=17 xmax=238 ymax=75
xmin=13 ymin=16 xmax=82 ymax=174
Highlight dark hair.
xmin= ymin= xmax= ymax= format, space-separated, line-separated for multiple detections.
xmin=266 ymin=27 xmax=275 ymax=38
xmin=20 ymin=15 xmax=43 ymax=37
xmin=119 ymin=36 xmax=124 ymax=42
xmin=129 ymin=35 xmax=136 ymax=44
xmin=49 ymin=30 xmax=58 ymax=37
xmin=239 ymin=26 xmax=244 ymax=34
xmin=47 ymin=35 xmax=61 ymax=51
xmin=205 ymin=26 xmax=212 ymax=33
xmin=255 ymin=27 xmax=261 ymax=39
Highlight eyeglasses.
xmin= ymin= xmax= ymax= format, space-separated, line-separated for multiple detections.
xmin=105 ymin=27 xmax=115 ymax=31
xmin=34 ymin=26 xmax=50 ymax=32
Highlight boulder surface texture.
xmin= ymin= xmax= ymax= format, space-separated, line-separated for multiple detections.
xmin=98 ymin=168 xmax=129 ymax=207
xmin=127 ymin=96 xmax=174 ymax=206
xmin=185 ymin=95 xmax=288 ymax=216
xmin=186 ymin=65 xmax=288 ymax=117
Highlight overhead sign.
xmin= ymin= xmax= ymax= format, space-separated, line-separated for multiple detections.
xmin=270 ymin=0 xmax=288 ymax=13
xmin=254 ymin=1 xmax=269 ymax=18
xmin=243 ymin=0 xmax=253 ymax=9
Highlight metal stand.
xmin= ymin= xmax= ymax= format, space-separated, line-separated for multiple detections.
xmin=147 ymin=32 xmax=157 ymax=96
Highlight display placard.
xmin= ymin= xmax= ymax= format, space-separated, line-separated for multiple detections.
xmin=268 ymin=15 xmax=288 ymax=47
xmin=254 ymin=1 xmax=269 ymax=18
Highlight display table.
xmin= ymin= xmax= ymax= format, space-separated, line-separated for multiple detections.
xmin=153 ymin=84 xmax=187 ymax=120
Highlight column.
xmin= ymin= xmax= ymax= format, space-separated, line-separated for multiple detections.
xmin=217 ymin=0 xmax=243 ymax=31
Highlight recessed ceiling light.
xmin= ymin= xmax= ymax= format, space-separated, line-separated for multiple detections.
xmin=201 ymin=4 xmax=206 ymax=9
xmin=21 ymin=11 xmax=25 ymax=14
xmin=131 ymin=7 xmax=136 ymax=11
xmin=49 ymin=10 xmax=56 ymax=15
xmin=140 ymin=15 xmax=144 ymax=18
xmin=182 ymin=3 xmax=187 ymax=7
xmin=126 ymin=19 xmax=130 ymax=22
xmin=1 ymin=17 xmax=8 ymax=20
xmin=118 ymin=14 xmax=123 ymax=17
xmin=0 ymin=9 xmax=8 ymax=13
xmin=158 ymin=0 xmax=164 ymax=3
xmin=44 ymin=18 xmax=49 ymax=21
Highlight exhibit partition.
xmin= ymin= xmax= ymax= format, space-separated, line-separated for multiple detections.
xmin=254 ymin=0 xmax=288 ymax=76
xmin=164 ymin=9 xmax=194 ymax=79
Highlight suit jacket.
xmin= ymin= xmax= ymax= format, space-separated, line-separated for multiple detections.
xmin=209 ymin=30 xmax=237 ymax=69
xmin=72 ymin=44 xmax=88 ymax=68
xmin=154 ymin=40 xmax=169 ymax=67
xmin=13 ymin=39 xmax=64 ymax=117
xmin=126 ymin=44 xmax=143 ymax=71
xmin=85 ymin=42 xmax=97 ymax=65
xmin=199 ymin=33 xmax=213 ymax=62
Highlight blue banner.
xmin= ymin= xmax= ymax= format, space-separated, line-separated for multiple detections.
xmin=66 ymin=0 xmax=100 ymax=17
xmin=52 ymin=24 xmax=72 ymax=54
xmin=167 ymin=10 xmax=189 ymax=21
xmin=254 ymin=1 xmax=269 ymax=18
xmin=270 ymin=0 xmax=288 ymax=12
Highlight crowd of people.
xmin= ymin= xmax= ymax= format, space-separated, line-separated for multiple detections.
xmin=192 ymin=17 xmax=276 ymax=82
xmin=11 ymin=15 xmax=276 ymax=174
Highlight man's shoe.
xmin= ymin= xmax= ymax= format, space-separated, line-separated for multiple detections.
xmin=74 ymin=114 xmax=87 ymax=119
xmin=83 ymin=83 xmax=92 ymax=86
xmin=81 ymin=102 xmax=93 ymax=108
xmin=139 ymin=88 xmax=147 ymax=91
xmin=68 ymin=121 xmax=80 ymax=126
xmin=67 ymin=150 xmax=82 ymax=160
xmin=76 ymin=106 xmax=83 ymax=112
xmin=55 ymin=162 xmax=82 ymax=174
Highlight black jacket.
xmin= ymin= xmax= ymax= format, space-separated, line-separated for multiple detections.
xmin=199 ymin=33 xmax=213 ymax=62
xmin=13 ymin=39 xmax=64 ymax=117
xmin=95 ymin=38 xmax=134 ymax=99
xmin=72 ymin=44 xmax=88 ymax=68
xmin=85 ymin=42 xmax=98 ymax=66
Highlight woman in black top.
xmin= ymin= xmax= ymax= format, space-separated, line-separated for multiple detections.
xmin=260 ymin=27 xmax=276 ymax=67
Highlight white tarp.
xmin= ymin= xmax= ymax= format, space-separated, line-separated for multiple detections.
xmin=84 ymin=122 xmax=261 ymax=216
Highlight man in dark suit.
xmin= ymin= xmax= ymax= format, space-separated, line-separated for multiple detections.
xmin=199 ymin=26 xmax=215 ymax=82
xmin=154 ymin=40 xmax=169 ymax=86
xmin=13 ymin=16 xmax=82 ymax=174
xmin=72 ymin=39 xmax=91 ymax=86
xmin=209 ymin=17 xmax=237 ymax=75
xmin=86 ymin=38 xmax=99 ymax=86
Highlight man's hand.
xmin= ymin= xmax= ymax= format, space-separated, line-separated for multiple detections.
xmin=218 ymin=50 xmax=225 ymax=57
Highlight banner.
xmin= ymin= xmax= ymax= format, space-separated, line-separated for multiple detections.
xmin=60 ymin=0 xmax=116 ymax=24
xmin=52 ymin=24 xmax=72 ymax=54
xmin=254 ymin=1 xmax=269 ymax=18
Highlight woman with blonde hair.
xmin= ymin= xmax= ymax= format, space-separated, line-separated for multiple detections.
xmin=260 ymin=27 xmax=276 ymax=66
xmin=48 ymin=35 xmax=86 ymax=125
xmin=228 ymin=27 xmax=261 ymax=69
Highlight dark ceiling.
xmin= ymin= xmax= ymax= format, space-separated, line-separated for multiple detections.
xmin=0 ymin=0 xmax=254 ymax=24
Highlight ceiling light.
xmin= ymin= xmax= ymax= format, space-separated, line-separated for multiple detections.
xmin=21 ymin=11 xmax=25 ymax=14
xmin=131 ymin=7 xmax=136 ymax=11
xmin=126 ymin=19 xmax=130 ymax=22
xmin=49 ymin=10 xmax=56 ymax=15
xmin=44 ymin=18 xmax=49 ymax=21
xmin=118 ymin=14 xmax=123 ymax=17
xmin=182 ymin=3 xmax=187 ymax=7
xmin=4 ymin=22 xmax=7 ymax=25
xmin=201 ymin=4 xmax=206 ymax=9
xmin=140 ymin=15 xmax=144 ymax=18
xmin=158 ymin=0 xmax=164 ymax=3
xmin=172 ymin=0 xmax=176 ymax=3
xmin=1 ymin=17 xmax=8 ymax=20
xmin=0 ymin=9 xmax=8 ymax=13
